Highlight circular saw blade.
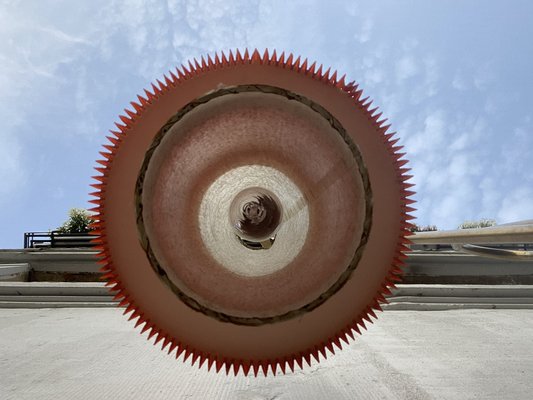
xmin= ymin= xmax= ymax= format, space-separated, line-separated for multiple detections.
xmin=90 ymin=49 xmax=415 ymax=377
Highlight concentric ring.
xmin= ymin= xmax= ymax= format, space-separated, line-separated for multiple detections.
xmin=135 ymin=85 xmax=372 ymax=325
xmin=90 ymin=49 xmax=415 ymax=376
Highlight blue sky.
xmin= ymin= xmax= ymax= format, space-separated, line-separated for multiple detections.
xmin=0 ymin=0 xmax=532 ymax=248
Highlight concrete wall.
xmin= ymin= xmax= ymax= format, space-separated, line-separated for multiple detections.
xmin=0 ymin=249 xmax=100 ymax=282
xmin=1 ymin=248 xmax=532 ymax=284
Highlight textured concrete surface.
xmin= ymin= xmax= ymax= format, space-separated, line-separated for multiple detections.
xmin=1 ymin=309 xmax=532 ymax=400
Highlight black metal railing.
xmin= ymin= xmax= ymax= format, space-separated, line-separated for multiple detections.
xmin=23 ymin=231 xmax=95 ymax=249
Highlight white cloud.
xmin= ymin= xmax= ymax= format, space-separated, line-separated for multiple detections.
xmin=396 ymin=56 xmax=419 ymax=82
xmin=0 ymin=131 xmax=26 ymax=201
xmin=497 ymin=187 xmax=533 ymax=223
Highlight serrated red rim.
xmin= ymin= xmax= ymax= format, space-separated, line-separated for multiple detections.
xmin=89 ymin=48 xmax=416 ymax=377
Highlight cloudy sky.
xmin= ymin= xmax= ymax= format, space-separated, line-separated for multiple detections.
xmin=0 ymin=0 xmax=532 ymax=248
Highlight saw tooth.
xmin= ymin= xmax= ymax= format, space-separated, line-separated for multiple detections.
xmin=236 ymin=49 xmax=244 ymax=63
xmin=167 ymin=340 xmax=178 ymax=355
xmin=224 ymin=359 xmax=232 ymax=375
xmin=214 ymin=52 xmax=222 ymax=65
xmin=133 ymin=314 xmax=146 ymax=328
xmin=179 ymin=63 xmax=190 ymax=78
xmin=241 ymin=361 xmax=251 ymax=376
xmin=124 ymin=108 xmax=137 ymax=120
xmin=114 ymin=122 xmax=128 ymax=134
xmin=122 ymin=303 xmax=135 ymax=316
xmin=176 ymin=66 xmax=187 ymax=80
xmin=119 ymin=114 xmax=132 ymax=127
xmin=337 ymin=331 xmax=349 ymax=346
xmin=231 ymin=361 xmax=240 ymax=376
xmin=200 ymin=55 xmax=207 ymax=70
xmin=193 ymin=58 xmax=201 ymax=72
xmin=310 ymin=348 xmax=320 ymax=363
xmin=329 ymin=70 xmax=337 ymax=84
xmin=372 ymin=111 xmax=383 ymax=122
xmin=91 ymin=175 xmax=105 ymax=183
xmin=286 ymin=358 xmax=295 ymax=373
xmin=313 ymin=64 xmax=323 ymax=79
xmin=332 ymin=336 xmax=342 ymax=351
xmin=89 ymin=184 xmax=105 ymax=191
xmin=270 ymin=360 xmax=278 ymax=376
xmin=394 ymin=152 xmax=407 ymax=161
xmin=106 ymin=135 xmax=120 ymax=146
xmin=345 ymin=80 xmax=356 ymax=91
xmin=164 ymin=74 xmax=173 ymax=87
xmin=128 ymin=310 xmax=141 ymax=322
xmin=292 ymin=55 xmax=301 ymax=70
xmin=137 ymin=93 xmax=149 ymax=107
xmin=153 ymin=331 xmax=165 ymax=346
xmin=99 ymin=151 xmax=113 ymax=160
xmin=183 ymin=346 xmax=192 ymax=363
xmin=396 ymin=159 xmax=410 ymax=168
xmin=366 ymin=306 xmax=378 ymax=320
xmin=147 ymin=326 xmax=158 ymax=341
xmin=268 ymin=49 xmax=276 ymax=64
xmin=152 ymin=82 xmax=163 ymax=95
xmin=228 ymin=49 xmax=235 ymax=64
xmin=207 ymin=54 xmax=214 ymax=69
xmin=368 ymin=106 xmax=379 ymax=116
xmin=215 ymin=358 xmax=224 ymax=373
xmin=143 ymin=88 xmax=155 ymax=102
xmin=161 ymin=335 xmax=171 ymax=351
xmin=295 ymin=355 xmax=303 ymax=371
xmin=168 ymin=69 xmax=178 ymax=83
xmin=277 ymin=51 xmax=285 ymax=65
xmin=260 ymin=361 xmax=269 ymax=377
xmin=251 ymin=49 xmax=261 ymax=63
xmin=95 ymin=159 xmax=109 ymax=168
xmin=117 ymin=296 xmax=130 ymax=307
xmin=307 ymin=61 xmax=317 ymax=75
xmin=344 ymin=327 xmax=355 ymax=341
xmin=358 ymin=318 xmax=368 ymax=331
xmin=109 ymin=129 xmax=124 ymax=139
xmin=243 ymin=48 xmax=250 ymax=62
xmin=322 ymin=66 xmax=331 ymax=81
xmin=278 ymin=359 xmax=287 ymax=375
xmin=252 ymin=362 xmax=261 ymax=377
xmin=102 ymin=144 xmax=115 ymax=153
xmin=197 ymin=353 xmax=207 ymax=369
xmin=337 ymin=73 xmax=346 ymax=88
xmin=318 ymin=344 xmax=327 ymax=360
xmin=175 ymin=344 xmax=185 ymax=360
xmin=359 ymin=97 xmax=370 ymax=108
xmin=188 ymin=60 xmax=195 ymax=75
xmin=302 ymin=352 xmax=312 ymax=367
xmin=325 ymin=340 xmax=335 ymax=355
xmin=299 ymin=58 xmax=308 ymax=72
xmin=207 ymin=357 xmax=216 ymax=372
xmin=261 ymin=48 xmax=269 ymax=63
xmin=378 ymin=124 xmax=392 ymax=136
xmin=388 ymin=137 xmax=401 ymax=147
xmin=377 ymin=118 xmax=389 ymax=128
xmin=285 ymin=53 xmax=293 ymax=68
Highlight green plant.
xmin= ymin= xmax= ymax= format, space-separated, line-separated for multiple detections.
xmin=408 ymin=224 xmax=438 ymax=232
xmin=57 ymin=208 xmax=93 ymax=234
xmin=458 ymin=219 xmax=496 ymax=229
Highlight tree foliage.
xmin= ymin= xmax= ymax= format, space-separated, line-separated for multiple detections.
xmin=458 ymin=219 xmax=496 ymax=229
xmin=409 ymin=224 xmax=438 ymax=232
xmin=57 ymin=208 xmax=93 ymax=234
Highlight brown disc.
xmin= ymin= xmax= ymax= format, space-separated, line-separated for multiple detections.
xmin=91 ymin=49 xmax=415 ymax=376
